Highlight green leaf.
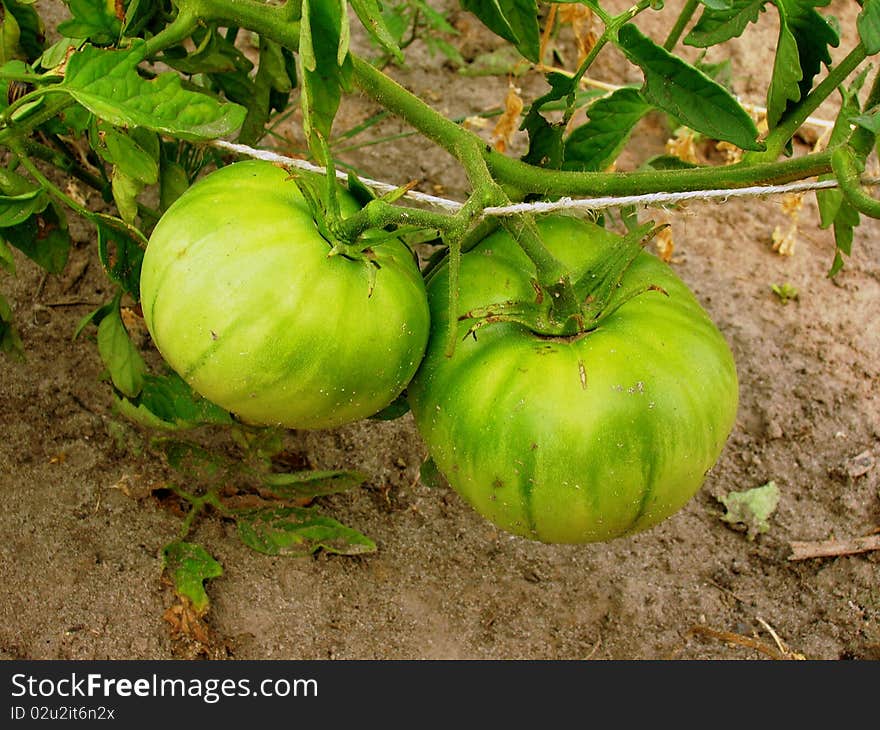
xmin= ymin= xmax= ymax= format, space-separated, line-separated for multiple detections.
xmin=162 ymin=26 xmax=253 ymax=76
xmin=97 ymin=296 xmax=145 ymax=398
xmin=563 ymin=87 xmax=652 ymax=172
xmin=158 ymin=156 xmax=189 ymax=213
xmin=111 ymin=168 xmax=142 ymax=224
xmin=460 ymin=0 xmax=541 ymax=63
xmin=3 ymin=203 xmax=70 ymax=274
xmin=73 ymin=299 xmax=113 ymax=340
xmin=2 ymin=0 xmax=44 ymax=62
xmin=154 ymin=439 xmax=224 ymax=481
xmin=617 ymin=23 xmax=762 ymax=150
xmin=419 ymin=457 xmax=447 ymax=489
xmin=60 ymin=40 xmax=247 ymax=141
xmin=0 ymin=290 xmax=24 ymax=359
xmin=719 ymin=481 xmax=780 ymax=539
xmin=368 ymin=392 xmax=411 ymax=420
xmin=776 ymin=0 xmax=838 ymax=117
xmin=521 ymin=72 xmax=576 ymax=168
xmin=828 ymin=199 xmax=858 ymax=277
xmin=95 ymin=214 xmax=145 ymax=297
xmin=640 ymin=153 xmax=701 ymax=170
xmin=816 ymin=75 xmax=865 ymax=228
xmin=300 ymin=0 xmax=352 ymax=155
xmin=57 ymin=0 xmax=121 ymax=45
xmin=92 ymin=122 xmax=159 ymax=184
xmin=163 ymin=541 xmax=222 ymax=615
xmin=0 ymin=237 xmax=14 ymax=273
xmin=350 ymin=0 xmax=404 ymax=62
xmin=117 ymin=371 xmax=233 ymax=430
xmin=859 ymin=0 xmax=880 ymax=54
xmin=239 ymin=38 xmax=296 ymax=145
xmin=261 ymin=470 xmax=368 ymax=500
xmin=236 ymin=506 xmax=376 ymax=557
xmin=766 ymin=5 xmax=802 ymax=130
xmin=685 ymin=0 xmax=767 ymax=47
xmin=0 ymin=188 xmax=48 ymax=227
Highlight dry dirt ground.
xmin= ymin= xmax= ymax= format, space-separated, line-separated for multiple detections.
xmin=1 ymin=1 xmax=878 ymax=661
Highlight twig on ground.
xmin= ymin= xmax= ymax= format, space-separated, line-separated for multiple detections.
xmin=788 ymin=531 xmax=880 ymax=561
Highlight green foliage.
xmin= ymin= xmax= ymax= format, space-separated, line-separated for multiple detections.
xmin=60 ymin=40 xmax=247 ymax=141
xmin=163 ymin=541 xmax=223 ymax=614
xmin=236 ymin=506 xmax=376 ymax=557
xmin=618 ymin=23 xmax=762 ymax=150
xmin=719 ymin=481 xmax=780 ymax=539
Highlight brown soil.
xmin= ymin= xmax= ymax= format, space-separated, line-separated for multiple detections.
xmin=1 ymin=1 xmax=878 ymax=661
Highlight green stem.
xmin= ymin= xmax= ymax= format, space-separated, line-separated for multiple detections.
xmin=750 ymin=43 xmax=868 ymax=162
xmin=181 ymin=0 xmax=300 ymax=47
xmin=335 ymin=199 xmax=460 ymax=245
xmin=663 ymin=0 xmax=699 ymax=51
xmin=141 ymin=8 xmax=200 ymax=57
xmin=12 ymin=145 xmax=95 ymax=219
xmin=831 ymin=145 xmax=880 ymax=219
xmin=488 ymin=148 xmax=833 ymax=198
xmin=849 ymin=65 xmax=880 ymax=158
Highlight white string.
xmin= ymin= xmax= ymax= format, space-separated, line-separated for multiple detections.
xmin=212 ymin=139 xmax=865 ymax=217
xmin=213 ymin=140 xmax=464 ymax=211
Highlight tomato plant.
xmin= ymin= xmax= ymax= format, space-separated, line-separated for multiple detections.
xmin=140 ymin=159 xmax=430 ymax=430
xmin=409 ymin=215 xmax=738 ymax=542
xmin=0 ymin=0 xmax=878 ymax=596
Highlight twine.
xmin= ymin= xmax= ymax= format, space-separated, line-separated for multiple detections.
xmin=212 ymin=140 xmax=868 ymax=217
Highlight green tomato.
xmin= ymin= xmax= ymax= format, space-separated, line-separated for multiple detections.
xmin=408 ymin=215 xmax=739 ymax=543
xmin=140 ymin=160 xmax=430 ymax=430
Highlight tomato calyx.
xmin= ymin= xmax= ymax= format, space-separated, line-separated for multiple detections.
xmin=459 ymin=221 xmax=668 ymax=340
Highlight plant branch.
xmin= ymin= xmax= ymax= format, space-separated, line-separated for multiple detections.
xmin=750 ymin=43 xmax=868 ymax=162
xmin=663 ymin=0 xmax=699 ymax=51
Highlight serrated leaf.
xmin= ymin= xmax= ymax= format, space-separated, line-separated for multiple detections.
xmin=685 ymin=0 xmax=767 ymax=47
xmin=163 ymin=541 xmax=222 ymax=615
xmin=719 ymin=481 xmax=780 ymax=539
xmin=118 ymin=371 xmax=233 ymax=430
xmin=828 ymin=199 xmax=858 ymax=277
xmin=261 ymin=470 xmax=368 ymax=500
xmin=618 ymin=23 xmax=761 ymax=150
xmin=521 ymin=71 xmax=576 ymax=168
xmin=96 ymin=213 xmax=145 ymax=297
xmin=563 ymin=87 xmax=651 ymax=171
xmin=97 ymin=297 xmax=146 ymax=398
xmin=60 ymin=40 xmax=246 ymax=141
xmin=236 ymin=506 xmax=376 ymax=557
xmin=3 ymin=204 xmax=70 ymax=274
xmin=350 ymin=0 xmax=403 ymax=62
xmin=460 ymin=0 xmax=540 ymax=62
xmin=859 ymin=0 xmax=880 ymax=54
xmin=766 ymin=8 xmax=802 ymax=130
xmin=777 ymin=0 xmax=838 ymax=114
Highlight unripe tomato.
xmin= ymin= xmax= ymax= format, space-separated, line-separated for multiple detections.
xmin=140 ymin=160 xmax=430 ymax=429
xmin=408 ymin=215 xmax=738 ymax=543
